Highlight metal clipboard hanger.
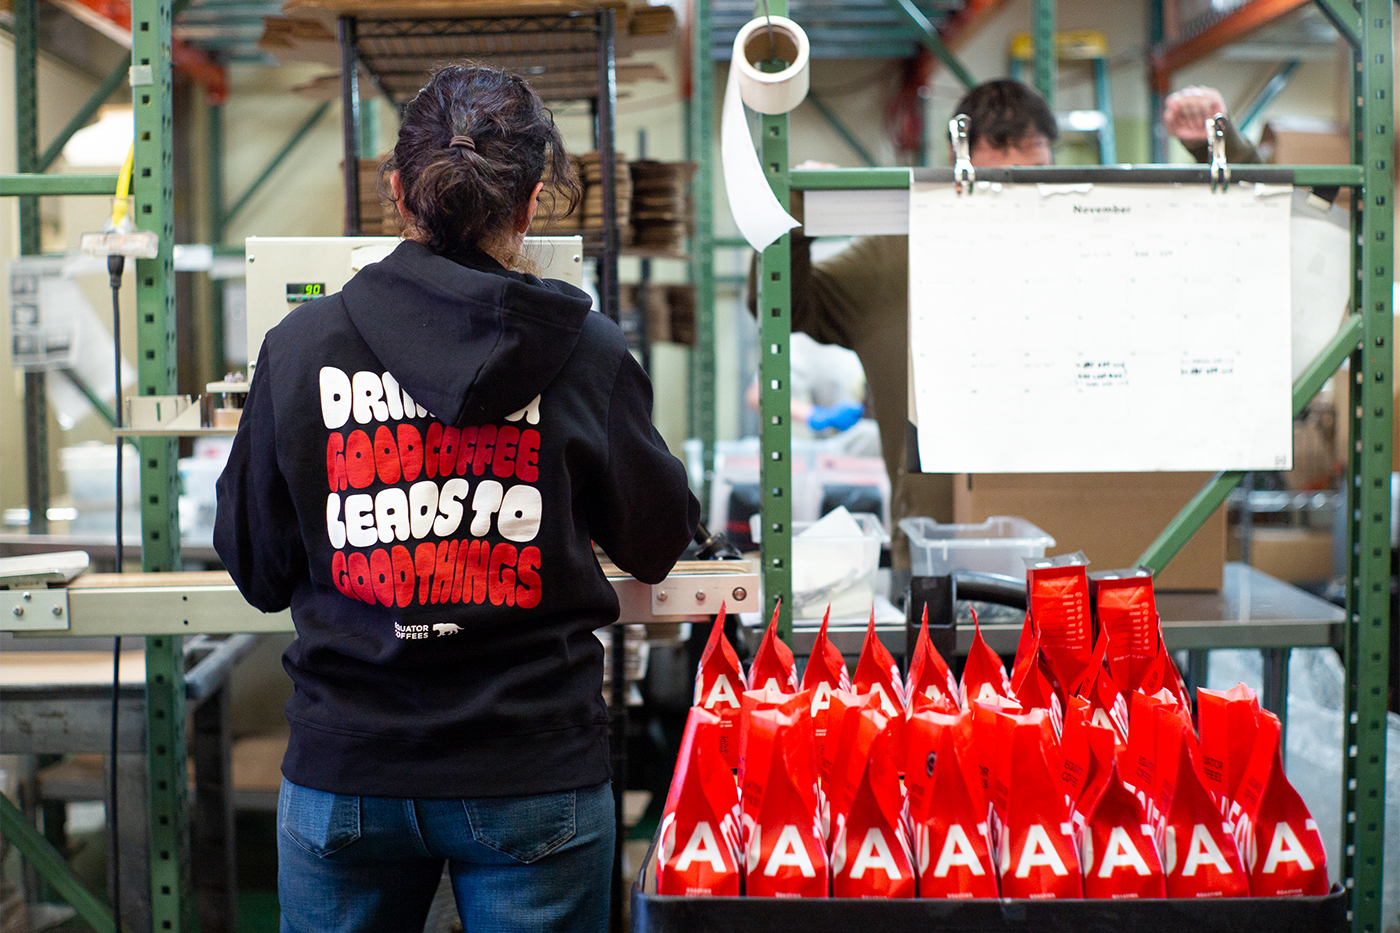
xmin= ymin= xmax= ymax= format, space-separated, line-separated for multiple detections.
xmin=1209 ymin=113 xmax=1230 ymax=192
xmin=950 ymin=114 xmax=974 ymax=195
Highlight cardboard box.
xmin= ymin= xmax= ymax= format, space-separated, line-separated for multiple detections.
xmin=1258 ymin=119 xmax=1350 ymax=166
xmin=1241 ymin=528 xmax=1335 ymax=584
xmin=953 ymin=473 xmax=1226 ymax=591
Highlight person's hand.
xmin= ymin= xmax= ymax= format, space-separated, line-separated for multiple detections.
xmin=1162 ymin=86 xmax=1227 ymax=143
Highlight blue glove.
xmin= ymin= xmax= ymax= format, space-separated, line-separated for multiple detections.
xmin=808 ymin=400 xmax=864 ymax=433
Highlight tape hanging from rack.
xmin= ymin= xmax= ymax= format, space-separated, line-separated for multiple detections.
xmin=721 ymin=15 xmax=810 ymax=252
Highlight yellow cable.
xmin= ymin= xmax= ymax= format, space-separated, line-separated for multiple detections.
xmin=110 ymin=143 xmax=135 ymax=227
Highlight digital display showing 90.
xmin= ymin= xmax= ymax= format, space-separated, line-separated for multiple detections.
xmin=286 ymin=283 xmax=326 ymax=303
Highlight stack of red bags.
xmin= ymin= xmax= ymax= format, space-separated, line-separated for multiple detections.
xmin=655 ymin=574 xmax=1328 ymax=901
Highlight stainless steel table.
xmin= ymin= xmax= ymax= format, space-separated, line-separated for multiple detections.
xmin=787 ymin=563 xmax=1342 ymax=657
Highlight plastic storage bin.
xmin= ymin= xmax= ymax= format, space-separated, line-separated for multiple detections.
xmin=788 ymin=510 xmax=888 ymax=619
xmin=59 ymin=442 xmax=140 ymax=534
xmin=900 ymin=515 xmax=1055 ymax=578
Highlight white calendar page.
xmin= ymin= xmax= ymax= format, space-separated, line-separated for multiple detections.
xmin=908 ymin=181 xmax=1294 ymax=473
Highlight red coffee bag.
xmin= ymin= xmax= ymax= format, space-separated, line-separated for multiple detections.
xmin=742 ymin=704 xmax=829 ymax=898
xmin=1057 ymin=697 xmax=1095 ymax=804
xmin=802 ymin=606 xmax=851 ymax=697
xmin=656 ymin=707 xmax=744 ymax=896
xmin=693 ymin=603 xmax=745 ymax=769
xmin=1090 ymin=569 xmax=1159 ymax=698
xmin=1148 ymin=697 xmax=1195 ymax=840
xmin=738 ymin=688 xmax=811 ymax=821
xmin=831 ymin=723 xmax=915 ymax=898
xmin=1060 ymin=697 xmax=1118 ymax=834
xmin=1027 ymin=558 xmax=1094 ymax=691
xmin=960 ymin=609 xmax=1013 ymax=707
xmin=1072 ymin=628 xmax=1128 ymax=747
xmin=802 ymin=606 xmax=851 ymax=782
xmin=906 ymin=708 xmax=985 ymax=821
xmin=852 ymin=607 xmax=906 ymax=720
xmin=1231 ymin=711 xmax=1328 ymax=896
xmin=1163 ymin=737 xmax=1249 ymax=898
xmin=1011 ymin=625 xmax=1064 ymax=735
xmin=1137 ymin=631 xmax=1192 ymax=711
xmin=905 ymin=605 xmax=960 ymax=710
xmin=1079 ymin=759 xmax=1166 ymax=899
xmin=851 ymin=608 xmax=905 ymax=756
xmin=1197 ymin=683 xmax=1263 ymax=824
xmin=749 ymin=601 xmax=799 ymax=694
xmin=826 ymin=690 xmax=892 ymax=836
xmin=996 ymin=711 xmax=1084 ymax=899
xmin=907 ymin=720 xmax=998 ymax=898
xmin=1116 ymin=690 xmax=1171 ymax=834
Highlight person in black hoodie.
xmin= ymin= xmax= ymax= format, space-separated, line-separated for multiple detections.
xmin=215 ymin=63 xmax=700 ymax=933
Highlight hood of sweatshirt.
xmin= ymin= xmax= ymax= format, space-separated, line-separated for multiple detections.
xmin=338 ymin=238 xmax=593 ymax=426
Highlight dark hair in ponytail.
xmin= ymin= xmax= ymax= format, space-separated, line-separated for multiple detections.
xmin=385 ymin=63 xmax=580 ymax=255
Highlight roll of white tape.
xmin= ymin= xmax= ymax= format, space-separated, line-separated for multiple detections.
xmin=721 ymin=15 xmax=810 ymax=251
xmin=732 ymin=15 xmax=810 ymax=114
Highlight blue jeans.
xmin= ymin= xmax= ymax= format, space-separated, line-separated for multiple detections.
xmin=277 ymin=778 xmax=615 ymax=933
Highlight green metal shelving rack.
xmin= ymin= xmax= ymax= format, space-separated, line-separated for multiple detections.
xmin=130 ymin=0 xmax=197 ymax=930
xmin=743 ymin=2 xmax=1390 ymax=931
xmin=690 ymin=0 xmax=719 ymax=520
xmin=759 ymin=0 xmax=796 ymax=639
xmin=4 ymin=0 xmax=191 ymax=928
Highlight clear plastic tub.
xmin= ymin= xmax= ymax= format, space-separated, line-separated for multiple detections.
xmin=899 ymin=515 xmax=1055 ymax=578
xmin=789 ymin=510 xmax=888 ymax=619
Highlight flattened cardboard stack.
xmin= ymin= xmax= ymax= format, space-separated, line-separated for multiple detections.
xmin=529 ymin=155 xmax=583 ymax=234
xmin=355 ymin=152 xmax=399 ymax=236
xmin=628 ymin=160 xmax=695 ymax=255
xmin=622 ymin=4 xmax=676 ymax=50
xmin=259 ymin=15 xmax=339 ymax=67
xmin=620 ymin=283 xmax=696 ymax=346
xmin=578 ymin=150 xmax=632 ymax=244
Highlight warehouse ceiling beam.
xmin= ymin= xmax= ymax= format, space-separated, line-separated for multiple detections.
xmin=1148 ymin=0 xmax=1310 ymax=94
xmin=220 ymin=101 xmax=330 ymax=231
xmin=1235 ymin=58 xmax=1301 ymax=133
xmin=0 ymin=793 xmax=115 ymax=933
xmin=1137 ymin=312 xmax=1365 ymax=574
xmin=44 ymin=0 xmax=228 ymax=100
xmin=885 ymin=0 xmax=976 ymax=90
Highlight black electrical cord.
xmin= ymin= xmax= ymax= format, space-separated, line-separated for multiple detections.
xmin=107 ymin=251 xmax=125 ymax=933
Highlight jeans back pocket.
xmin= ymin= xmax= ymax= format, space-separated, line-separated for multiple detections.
xmin=465 ymin=790 xmax=577 ymax=863
xmin=279 ymin=779 xmax=362 ymax=858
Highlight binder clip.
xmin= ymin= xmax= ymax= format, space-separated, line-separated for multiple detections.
xmin=1208 ymin=113 xmax=1230 ymax=192
xmin=950 ymin=114 xmax=974 ymax=195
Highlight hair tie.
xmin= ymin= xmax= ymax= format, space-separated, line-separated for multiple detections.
xmin=449 ymin=135 xmax=475 ymax=152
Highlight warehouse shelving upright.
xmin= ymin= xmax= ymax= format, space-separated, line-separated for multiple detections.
xmin=742 ymin=2 xmax=1391 ymax=932
xmin=3 ymin=0 xmax=191 ymax=928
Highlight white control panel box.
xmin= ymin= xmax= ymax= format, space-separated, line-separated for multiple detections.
xmin=244 ymin=235 xmax=585 ymax=367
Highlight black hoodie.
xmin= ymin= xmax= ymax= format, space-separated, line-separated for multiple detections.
xmin=215 ymin=240 xmax=700 ymax=798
